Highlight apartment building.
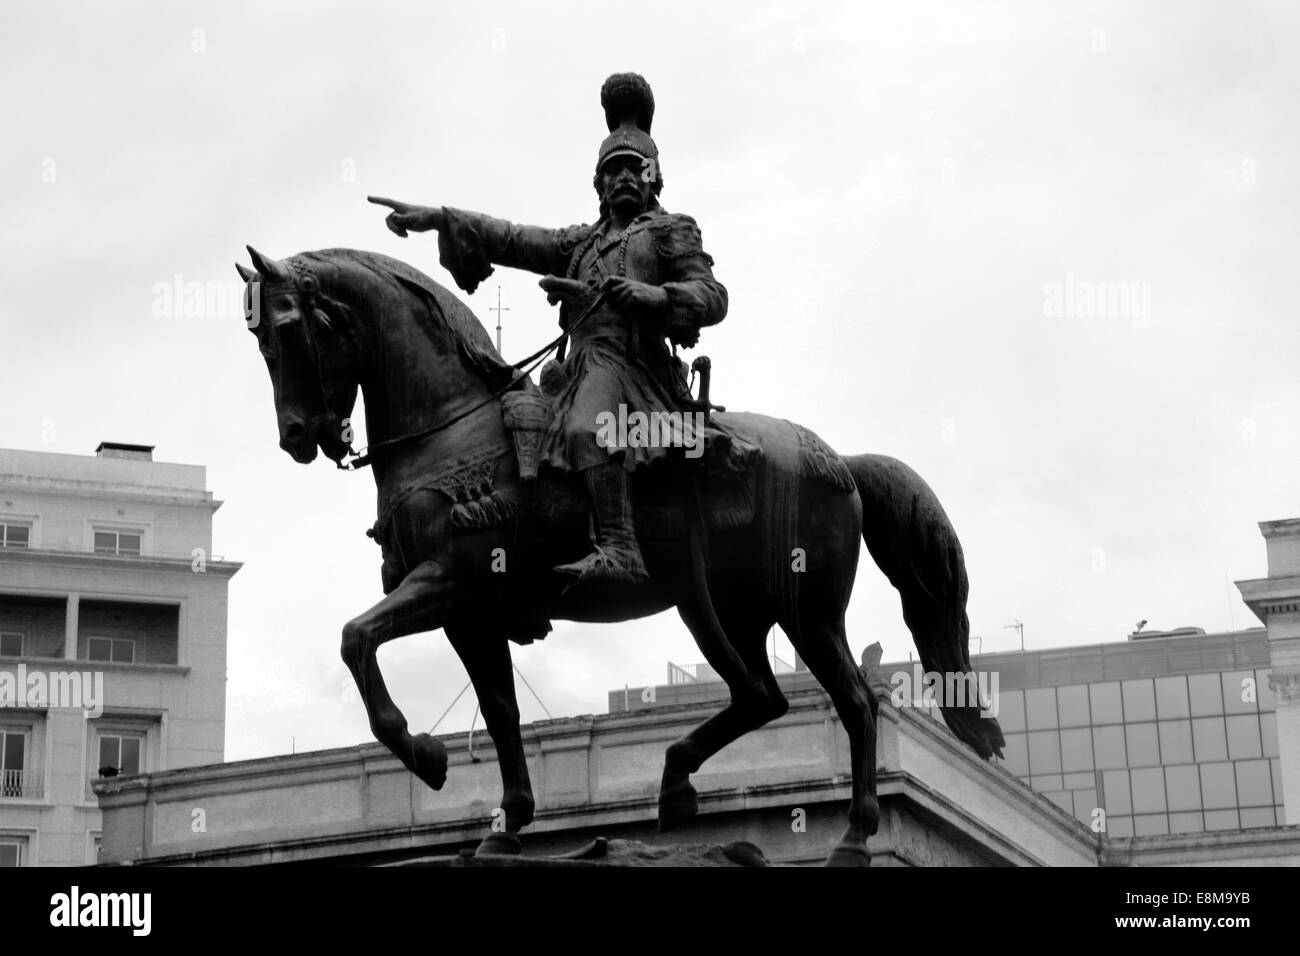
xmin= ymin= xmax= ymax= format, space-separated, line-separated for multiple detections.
xmin=0 ymin=442 xmax=239 ymax=866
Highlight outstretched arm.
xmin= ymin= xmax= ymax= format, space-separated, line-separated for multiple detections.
xmin=368 ymin=196 xmax=580 ymax=293
xmin=368 ymin=197 xmax=444 ymax=236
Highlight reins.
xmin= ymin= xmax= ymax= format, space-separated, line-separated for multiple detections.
xmin=335 ymin=288 xmax=609 ymax=471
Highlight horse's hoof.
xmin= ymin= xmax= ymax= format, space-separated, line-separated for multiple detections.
xmin=823 ymin=843 xmax=872 ymax=867
xmin=410 ymin=733 xmax=448 ymax=790
xmin=657 ymin=780 xmax=698 ymax=832
xmin=475 ymin=832 xmax=522 ymax=857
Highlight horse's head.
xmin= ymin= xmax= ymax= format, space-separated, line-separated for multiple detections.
xmin=237 ymin=246 xmax=360 ymax=465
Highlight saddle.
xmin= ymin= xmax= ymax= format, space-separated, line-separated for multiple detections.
xmin=501 ymin=357 xmax=758 ymax=539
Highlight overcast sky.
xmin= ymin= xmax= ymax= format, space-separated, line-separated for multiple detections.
xmin=3 ymin=1 xmax=1297 ymax=762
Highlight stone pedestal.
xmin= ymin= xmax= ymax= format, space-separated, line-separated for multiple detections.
xmin=1237 ymin=517 xmax=1300 ymax=826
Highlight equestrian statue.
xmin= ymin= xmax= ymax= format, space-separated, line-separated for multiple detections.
xmin=237 ymin=73 xmax=1004 ymax=866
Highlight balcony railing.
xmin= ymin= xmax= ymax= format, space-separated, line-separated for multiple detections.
xmin=0 ymin=769 xmax=43 ymax=800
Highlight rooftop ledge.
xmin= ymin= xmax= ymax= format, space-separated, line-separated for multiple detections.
xmin=0 ymin=546 xmax=240 ymax=576
xmin=0 ymin=657 xmax=190 ymax=678
xmin=1260 ymin=518 xmax=1300 ymax=537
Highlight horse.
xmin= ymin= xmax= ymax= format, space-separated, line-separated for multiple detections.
xmin=235 ymin=244 xmax=1005 ymax=866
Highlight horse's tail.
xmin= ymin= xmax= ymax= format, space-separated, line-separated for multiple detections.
xmin=845 ymin=454 xmax=1005 ymax=760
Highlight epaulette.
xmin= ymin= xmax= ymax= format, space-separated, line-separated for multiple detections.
xmin=556 ymin=222 xmax=596 ymax=255
xmin=649 ymin=213 xmax=710 ymax=262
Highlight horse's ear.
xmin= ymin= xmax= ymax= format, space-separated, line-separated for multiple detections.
xmin=246 ymin=245 xmax=281 ymax=277
xmin=235 ymin=262 xmax=256 ymax=282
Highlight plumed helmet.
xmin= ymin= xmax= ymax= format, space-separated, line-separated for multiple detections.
xmin=595 ymin=73 xmax=661 ymax=186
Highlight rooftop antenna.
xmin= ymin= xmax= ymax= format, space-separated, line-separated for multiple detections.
xmin=489 ymin=285 xmax=510 ymax=353
xmin=1003 ymin=620 xmax=1024 ymax=652
xmin=1224 ymin=573 xmax=1237 ymax=632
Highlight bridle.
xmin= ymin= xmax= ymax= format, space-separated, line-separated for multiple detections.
xmin=264 ymin=261 xmax=360 ymax=469
xmin=271 ymin=261 xmax=611 ymax=472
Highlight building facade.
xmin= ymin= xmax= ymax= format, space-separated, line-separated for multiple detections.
xmin=0 ymin=443 xmax=239 ymax=866
xmin=92 ymin=515 xmax=1300 ymax=867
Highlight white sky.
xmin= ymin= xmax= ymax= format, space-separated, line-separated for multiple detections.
xmin=2 ymin=1 xmax=1297 ymax=762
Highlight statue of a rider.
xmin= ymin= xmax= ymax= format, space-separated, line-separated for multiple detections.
xmin=370 ymin=73 xmax=741 ymax=595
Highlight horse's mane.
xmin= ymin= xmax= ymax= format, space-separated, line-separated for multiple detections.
xmin=295 ymin=248 xmax=523 ymax=393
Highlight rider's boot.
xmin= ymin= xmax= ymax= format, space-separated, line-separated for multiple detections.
xmin=555 ymin=460 xmax=649 ymax=591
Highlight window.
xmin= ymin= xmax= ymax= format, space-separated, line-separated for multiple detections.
xmin=87 ymin=637 xmax=135 ymax=664
xmin=1200 ymin=762 xmax=1237 ymax=810
xmin=92 ymin=529 xmax=142 ymax=556
xmin=998 ymin=690 xmax=1025 ymax=732
xmin=1257 ymin=670 xmax=1275 ymax=711
xmin=1134 ymin=813 xmax=1169 ymax=837
xmin=1044 ymin=790 xmax=1072 ymax=813
xmin=1204 ymin=809 xmax=1239 ymax=831
xmin=1028 ymin=730 xmax=1061 ymax=774
xmin=1241 ymin=807 xmax=1275 ymax=829
xmin=1121 ymin=679 xmax=1156 ymax=722
xmin=1107 ymin=816 xmax=1134 ymax=838
xmin=1226 ymin=714 xmax=1262 ymax=760
xmin=1165 ymin=764 xmax=1202 ymax=811
xmin=1221 ymin=671 xmax=1257 ymax=715
xmin=1130 ymin=767 xmax=1166 ymax=813
xmin=1102 ymin=769 xmax=1132 ymax=815
xmin=0 ymin=523 xmax=30 ymax=548
xmin=1158 ymin=720 xmax=1194 ymax=764
xmin=1125 ymin=723 xmax=1160 ymax=767
xmin=1155 ymin=676 xmax=1189 ymax=719
xmin=1192 ymin=717 xmax=1228 ymax=762
xmin=1057 ymin=684 xmax=1091 ymax=727
xmin=96 ymin=733 xmax=143 ymax=778
xmin=0 ymin=632 xmax=23 ymax=657
xmin=1089 ymin=682 xmax=1123 ymax=724
xmin=1071 ymin=789 xmax=1098 ymax=824
xmin=89 ymin=835 xmax=102 ymax=866
xmin=1169 ymin=811 xmax=1204 ymax=834
xmin=1261 ymin=713 xmax=1279 ymax=758
xmin=1063 ymin=771 xmax=1096 ymax=790
xmin=1236 ymin=760 xmax=1273 ymax=807
xmin=0 ymin=730 xmax=28 ymax=798
xmin=1093 ymin=725 xmax=1127 ymax=769
xmin=1025 ymin=688 xmax=1058 ymax=729
xmin=1060 ymin=728 xmax=1093 ymax=772
xmin=1189 ymin=673 xmax=1223 ymax=716
xmin=0 ymin=836 xmax=28 ymax=866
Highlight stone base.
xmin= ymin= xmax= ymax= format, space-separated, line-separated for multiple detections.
xmin=391 ymin=837 xmax=772 ymax=867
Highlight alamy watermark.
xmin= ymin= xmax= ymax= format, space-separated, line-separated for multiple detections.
xmin=1043 ymin=274 xmax=1151 ymax=327
xmin=152 ymin=274 xmax=261 ymax=327
xmin=50 ymin=886 xmax=151 ymax=936
xmin=0 ymin=665 xmax=104 ymax=718
xmin=889 ymin=663 xmax=1000 ymax=718
xmin=596 ymin=404 xmax=704 ymax=459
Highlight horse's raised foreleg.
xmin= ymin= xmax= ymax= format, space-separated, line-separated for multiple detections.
xmin=444 ymin=623 xmax=533 ymax=856
xmin=659 ymin=596 xmax=787 ymax=831
xmin=341 ymin=559 xmax=454 ymax=791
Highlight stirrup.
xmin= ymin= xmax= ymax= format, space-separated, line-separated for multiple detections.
xmin=555 ymin=545 xmax=648 ymax=588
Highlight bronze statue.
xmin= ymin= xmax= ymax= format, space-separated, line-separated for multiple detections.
xmin=368 ymin=74 xmax=753 ymax=598
xmin=238 ymin=73 xmax=1003 ymax=866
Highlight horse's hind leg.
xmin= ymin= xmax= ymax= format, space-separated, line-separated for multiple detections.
xmin=340 ymin=559 xmax=455 ymax=792
xmin=783 ymin=610 xmax=879 ymax=867
xmin=444 ymin=623 xmax=534 ymax=855
xmin=659 ymin=596 xmax=788 ymax=831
